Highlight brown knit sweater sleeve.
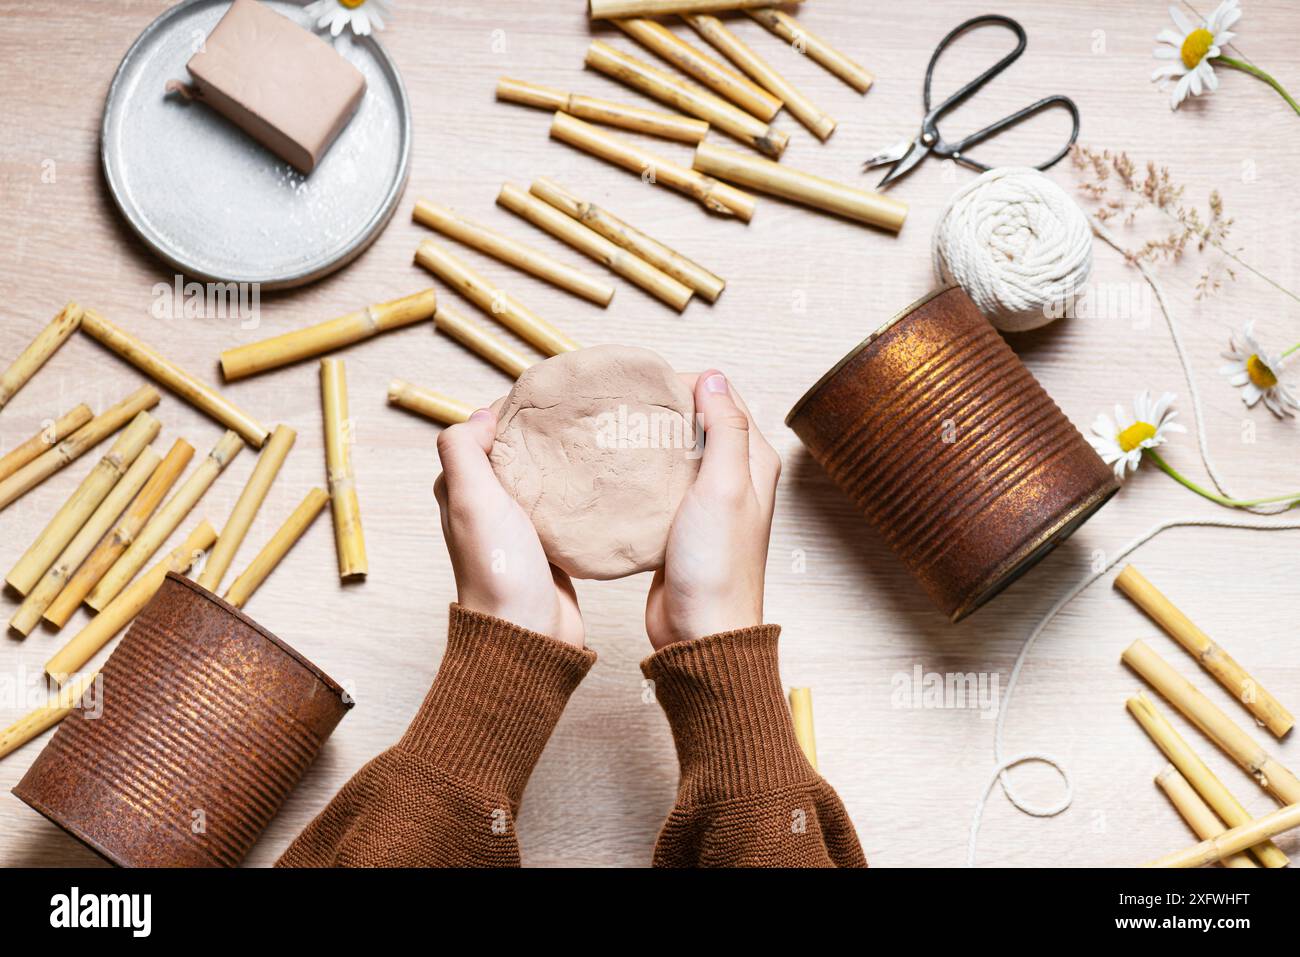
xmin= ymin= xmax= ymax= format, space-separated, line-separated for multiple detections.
xmin=276 ymin=603 xmax=595 ymax=867
xmin=641 ymin=626 xmax=867 ymax=868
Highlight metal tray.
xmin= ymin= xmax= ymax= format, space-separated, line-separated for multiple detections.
xmin=101 ymin=0 xmax=412 ymax=289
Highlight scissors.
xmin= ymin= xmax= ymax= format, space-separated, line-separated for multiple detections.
xmin=864 ymin=14 xmax=1080 ymax=189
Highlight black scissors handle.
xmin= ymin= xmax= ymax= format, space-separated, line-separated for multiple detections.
xmin=921 ymin=14 xmax=1080 ymax=173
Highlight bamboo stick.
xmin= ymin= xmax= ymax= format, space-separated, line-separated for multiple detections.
xmin=746 ymin=8 xmax=874 ymax=93
xmin=683 ymin=13 xmax=836 ymax=140
xmin=1116 ymin=565 xmax=1293 ymax=737
xmin=86 ymin=431 xmax=242 ymax=611
xmin=321 ymin=360 xmax=366 ymax=580
xmin=387 ymin=380 xmax=474 ymax=426
xmin=0 ymin=404 xmax=93 ymax=483
xmin=550 ymin=112 xmax=756 ymax=222
xmin=694 ymin=140 xmax=908 ymax=232
xmin=1154 ymin=765 xmax=1257 ymax=868
xmin=223 ymin=488 xmax=330 ymax=609
xmin=0 ymin=671 xmax=101 ymax=761
xmin=612 ymin=19 xmax=783 ymax=120
xmin=219 ymin=290 xmax=438 ymax=382
xmin=498 ymin=183 xmax=694 ymax=312
xmin=413 ymin=199 xmax=615 ymax=306
xmin=11 ymin=446 xmax=163 ymax=636
xmin=44 ymin=439 xmax=194 ymax=627
xmin=585 ymin=41 xmax=787 ymax=159
xmin=435 ymin=306 xmax=532 ymax=378
xmin=496 ymin=77 xmax=709 ymax=144
xmin=0 ymin=303 xmax=83 ymax=411
xmin=414 ymin=240 xmax=581 ymax=356
xmin=196 ymin=424 xmax=296 ymax=593
xmin=590 ymin=0 xmax=800 ymax=16
xmin=1127 ymin=693 xmax=1287 ymax=867
xmin=530 ymin=178 xmax=726 ymax=302
xmin=1123 ymin=640 xmax=1300 ymax=806
xmin=0 ymin=386 xmax=160 ymax=512
xmin=6 ymin=411 xmax=160 ymax=597
xmin=788 ymin=687 xmax=817 ymax=770
xmin=1145 ymin=803 xmax=1300 ymax=868
xmin=80 ymin=309 xmax=268 ymax=447
xmin=45 ymin=521 xmax=217 ymax=683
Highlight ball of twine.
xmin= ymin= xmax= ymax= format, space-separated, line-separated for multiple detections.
xmin=932 ymin=167 xmax=1092 ymax=332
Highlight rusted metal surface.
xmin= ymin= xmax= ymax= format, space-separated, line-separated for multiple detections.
xmin=14 ymin=573 xmax=351 ymax=866
xmin=787 ymin=285 xmax=1119 ymax=622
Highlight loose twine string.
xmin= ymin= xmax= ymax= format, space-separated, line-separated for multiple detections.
xmin=966 ymin=217 xmax=1300 ymax=866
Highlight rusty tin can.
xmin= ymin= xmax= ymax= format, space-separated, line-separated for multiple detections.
xmin=14 ymin=573 xmax=351 ymax=866
xmin=786 ymin=286 xmax=1119 ymax=622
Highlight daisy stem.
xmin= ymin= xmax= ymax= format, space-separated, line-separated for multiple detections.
xmin=1213 ymin=56 xmax=1300 ymax=116
xmin=1143 ymin=449 xmax=1300 ymax=509
xmin=1284 ymin=342 xmax=1300 ymax=358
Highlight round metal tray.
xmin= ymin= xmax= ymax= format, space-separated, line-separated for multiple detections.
xmin=101 ymin=0 xmax=412 ymax=289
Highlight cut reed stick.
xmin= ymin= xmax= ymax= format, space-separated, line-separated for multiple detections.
xmin=585 ymin=41 xmax=787 ymax=159
xmin=414 ymin=240 xmax=580 ymax=356
xmin=219 ymin=290 xmax=438 ymax=382
xmin=45 ymin=521 xmax=217 ymax=683
xmin=590 ymin=0 xmax=799 ymax=16
xmin=746 ymin=8 xmax=874 ymax=93
xmin=10 ymin=446 xmax=163 ymax=636
xmin=0 ymin=385 xmax=160 ymax=512
xmin=613 ymin=17 xmax=782 ymax=120
xmin=530 ymin=178 xmax=726 ymax=302
xmin=694 ymin=140 xmax=908 ymax=232
xmin=6 ymin=411 xmax=160 ymax=597
xmin=0 ymin=303 xmax=83 ymax=411
xmin=1116 ymin=565 xmax=1293 ymax=737
xmin=196 ymin=424 xmax=296 ymax=593
xmin=387 ymin=380 xmax=474 ymax=426
xmin=0 ymin=671 xmax=100 ymax=761
xmin=1127 ymin=693 xmax=1287 ymax=868
xmin=44 ymin=439 xmax=194 ymax=628
xmin=1145 ymin=803 xmax=1300 ymax=868
xmin=87 ymin=431 xmax=242 ymax=611
xmin=435 ymin=306 xmax=532 ymax=378
xmin=497 ymin=183 xmax=694 ymax=312
xmin=683 ymin=13 xmax=836 ymax=140
xmin=1123 ymin=640 xmax=1300 ymax=806
xmin=321 ymin=359 xmax=366 ymax=581
xmin=1155 ymin=765 xmax=1257 ymax=868
xmin=0 ymin=404 xmax=93 ymax=483
xmin=223 ymin=488 xmax=330 ymax=610
xmin=81 ymin=309 xmax=268 ymax=447
xmin=496 ymin=77 xmax=709 ymax=144
xmin=550 ymin=112 xmax=757 ymax=222
xmin=788 ymin=687 xmax=817 ymax=770
xmin=413 ymin=199 xmax=615 ymax=306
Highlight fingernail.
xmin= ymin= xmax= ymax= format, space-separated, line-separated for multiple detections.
xmin=469 ymin=409 xmax=492 ymax=423
xmin=704 ymin=373 xmax=728 ymax=395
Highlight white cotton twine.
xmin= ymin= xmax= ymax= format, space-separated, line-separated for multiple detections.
xmin=933 ymin=167 xmax=1093 ymax=332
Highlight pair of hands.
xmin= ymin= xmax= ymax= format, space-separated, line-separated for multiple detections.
xmin=433 ymin=370 xmax=781 ymax=651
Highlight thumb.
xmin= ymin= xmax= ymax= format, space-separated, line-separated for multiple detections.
xmin=436 ymin=408 xmax=498 ymax=493
xmin=693 ymin=370 xmax=750 ymax=492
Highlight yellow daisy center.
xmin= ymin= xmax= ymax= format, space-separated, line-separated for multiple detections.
xmin=1118 ymin=421 xmax=1157 ymax=453
xmin=1247 ymin=354 xmax=1278 ymax=389
xmin=1180 ymin=27 xmax=1215 ymax=69
xmin=340 ymin=0 xmax=367 ymax=8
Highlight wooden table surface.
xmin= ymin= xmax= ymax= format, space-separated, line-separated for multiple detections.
xmin=2 ymin=0 xmax=1299 ymax=868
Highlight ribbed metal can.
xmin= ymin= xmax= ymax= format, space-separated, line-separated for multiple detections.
xmin=786 ymin=286 xmax=1119 ymax=622
xmin=14 ymin=573 xmax=351 ymax=866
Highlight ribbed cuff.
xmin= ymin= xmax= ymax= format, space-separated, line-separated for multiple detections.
xmin=400 ymin=603 xmax=596 ymax=808
xmin=641 ymin=626 xmax=814 ymax=806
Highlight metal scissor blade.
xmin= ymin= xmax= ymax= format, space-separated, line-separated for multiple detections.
xmin=874 ymin=139 xmax=930 ymax=190
xmin=862 ymin=136 xmax=914 ymax=169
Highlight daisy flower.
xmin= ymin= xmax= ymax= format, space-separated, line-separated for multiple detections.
xmin=1218 ymin=321 xmax=1300 ymax=418
xmin=1087 ymin=391 xmax=1185 ymax=480
xmin=305 ymin=0 xmax=392 ymax=38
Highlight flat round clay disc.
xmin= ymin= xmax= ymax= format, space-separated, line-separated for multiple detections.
xmin=490 ymin=345 xmax=700 ymax=580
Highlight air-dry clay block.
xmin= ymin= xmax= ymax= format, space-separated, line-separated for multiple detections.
xmin=491 ymin=345 xmax=700 ymax=580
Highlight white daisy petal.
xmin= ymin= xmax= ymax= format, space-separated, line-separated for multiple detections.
xmin=1170 ymin=6 xmax=1195 ymax=35
xmin=1155 ymin=28 xmax=1185 ymax=45
xmin=1153 ymin=46 xmax=1180 ymax=59
xmin=1152 ymin=63 xmax=1187 ymax=80
xmin=1171 ymin=73 xmax=1193 ymax=108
